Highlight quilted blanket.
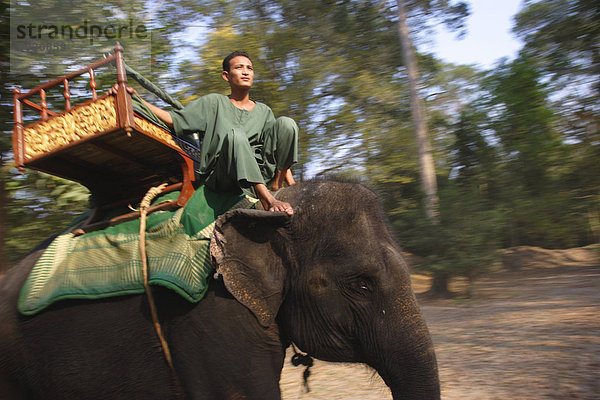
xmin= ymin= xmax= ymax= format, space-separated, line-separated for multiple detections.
xmin=18 ymin=186 xmax=258 ymax=315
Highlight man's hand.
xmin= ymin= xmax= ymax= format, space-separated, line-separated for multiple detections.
xmin=107 ymin=83 xmax=173 ymax=128
xmin=107 ymin=83 xmax=137 ymax=96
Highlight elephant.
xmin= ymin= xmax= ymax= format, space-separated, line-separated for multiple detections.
xmin=0 ymin=179 xmax=440 ymax=399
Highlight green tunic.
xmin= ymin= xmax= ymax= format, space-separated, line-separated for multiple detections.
xmin=169 ymin=93 xmax=298 ymax=193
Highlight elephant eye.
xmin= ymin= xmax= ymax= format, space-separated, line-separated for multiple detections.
xmin=343 ymin=275 xmax=375 ymax=298
xmin=356 ymin=277 xmax=373 ymax=293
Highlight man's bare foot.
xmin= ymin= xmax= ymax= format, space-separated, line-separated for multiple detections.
xmin=284 ymin=169 xmax=296 ymax=186
xmin=265 ymin=199 xmax=294 ymax=215
xmin=254 ymin=183 xmax=293 ymax=215
xmin=271 ymin=170 xmax=284 ymax=191
xmin=271 ymin=168 xmax=295 ymax=191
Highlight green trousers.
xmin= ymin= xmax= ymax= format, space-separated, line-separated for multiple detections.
xmin=203 ymin=116 xmax=298 ymax=193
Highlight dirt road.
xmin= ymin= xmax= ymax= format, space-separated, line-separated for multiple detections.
xmin=280 ymin=245 xmax=600 ymax=399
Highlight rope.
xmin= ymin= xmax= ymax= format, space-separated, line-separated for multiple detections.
xmin=137 ymin=184 xmax=188 ymax=399
xmin=138 ymin=183 xmax=175 ymax=370
xmin=291 ymin=343 xmax=314 ymax=393
xmin=123 ymin=61 xmax=184 ymax=110
xmin=104 ymin=50 xmax=184 ymax=109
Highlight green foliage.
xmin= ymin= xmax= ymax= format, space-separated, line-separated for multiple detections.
xmin=505 ymin=188 xmax=596 ymax=248
xmin=485 ymin=56 xmax=563 ymax=194
xmin=513 ymin=0 xmax=600 ymax=95
xmin=512 ymin=0 xmax=599 ymax=215
xmin=3 ymin=168 xmax=90 ymax=266
xmin=393 ymin=182 xmax=505 ymax=281
xmin=481 ymin=53 xmax=598 ymax=248
xmin=390 ymin=102 xmax=504 ymax=284
xmin=398 ymin=0 xmax=470 ymax=39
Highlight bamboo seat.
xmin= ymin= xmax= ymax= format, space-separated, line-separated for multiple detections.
xmin=12 ymin=44 xmax=196 ymax=227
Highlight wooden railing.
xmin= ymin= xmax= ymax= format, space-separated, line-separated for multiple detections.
xmin=12 ymin=42 xmax=133 ymax=170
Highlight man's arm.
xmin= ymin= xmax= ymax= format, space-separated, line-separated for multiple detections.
xmin=139 ymin=98 xmax=173 ymax=128
xmin=108 ymin=84 xmax=173 ymax=128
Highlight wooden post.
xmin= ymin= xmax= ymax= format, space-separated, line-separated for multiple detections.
xmin=63 ymin=79 xmax=71 ymax=111
xmin=12 ymin=87 xmax=25 ymax=171
xmin=177 ymin=155 xmax=196 ymax=206
xmin=40 ymin=88 xmax=48 ymax=122
xmin=89 ymin=68 xmax=97 ymax=100
xmin=114 ymin=42 xmax=135 ymax=134
xmin=115 ymin=42 xmax=127 ymax=86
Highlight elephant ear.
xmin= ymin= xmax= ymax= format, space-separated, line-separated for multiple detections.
xmin=210 ymin=209 xmax=290 ymax=327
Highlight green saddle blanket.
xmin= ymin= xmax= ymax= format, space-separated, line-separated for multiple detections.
xmin=18 ymin=186 xmax=258 ymax=315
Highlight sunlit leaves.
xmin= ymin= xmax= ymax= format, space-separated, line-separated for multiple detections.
xmin=3 ymin=167 xmax=90 ymax=266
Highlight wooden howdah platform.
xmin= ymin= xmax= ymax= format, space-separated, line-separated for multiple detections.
xmin=12 ymin=44 xmax=196 ymax=225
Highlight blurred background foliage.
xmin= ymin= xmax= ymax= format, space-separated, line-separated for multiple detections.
xmin=1 ymin=0 xmax=598 ymax=296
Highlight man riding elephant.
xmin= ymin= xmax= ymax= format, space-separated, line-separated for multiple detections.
xmin=110 ymin=50 xmax=298 ymax=215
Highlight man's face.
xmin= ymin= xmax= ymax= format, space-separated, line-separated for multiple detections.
xmin=222 ymin=56 xmax=254 ymax=89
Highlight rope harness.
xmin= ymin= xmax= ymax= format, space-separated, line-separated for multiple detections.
xmin=137 ymin=184 xmax=186 ymax=398
xmin=291 ymin=343 xmax=314 ymax=393
xmin=138 ymin=185 xmax=313 ymax=396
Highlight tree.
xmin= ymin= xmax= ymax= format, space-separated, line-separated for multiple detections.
xmin=512 ymin=0 xmax=600 ymax=246
xmin=396 ymin=181 xmax=505 ymax=298
xmin=395 ymin=102 xmax=505 ymax=298
xmin=174 ymin=1 xmax=413 ymax=180
xmin=451 ymin=107 xmax=499 ymax=197
xmin=513 ymin=0 xmax=600 ymax=97
xmin=482 ymin=54 xmax=597 ymax=248
xmin=3 ymin=168 xmax=90 ymax=267
xmin=396 ymin=0 xmax=435 ymax=221
xmin=1 ymin=0 xmax=14 ymax=271
xmin=485 ymin=56 xmax=560 ymax=195
xmin=393 ymin=0 xmax=469 ymax=295
xmin=0 ymin=0 xmax=208 ymax=270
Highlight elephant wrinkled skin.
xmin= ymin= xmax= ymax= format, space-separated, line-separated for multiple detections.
xmin=0 ymin=180 xmax=440 ymax=399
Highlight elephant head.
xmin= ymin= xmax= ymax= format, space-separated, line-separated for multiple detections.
xmin=211 ymin=180 xmax=440 ymax=399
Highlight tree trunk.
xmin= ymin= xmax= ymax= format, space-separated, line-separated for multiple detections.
xmin=396 ymin=0 xmax=439 ymax=222
xmin=0 ymin=165 xmax=7 ymax=273
xmin=425 ymin=272 xmax=452 ymax=298
xmin=396 ymin=0 xmax=447 ymax=296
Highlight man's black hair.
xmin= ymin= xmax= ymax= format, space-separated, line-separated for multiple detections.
xmin=222 ymin=51 xmax=252 ymax=72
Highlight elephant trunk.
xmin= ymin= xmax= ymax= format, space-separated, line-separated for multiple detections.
xmin=386 ymin=346 xmax=440 ymax=400
xmin=370 ymin=297 xmax=440 ymax=400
